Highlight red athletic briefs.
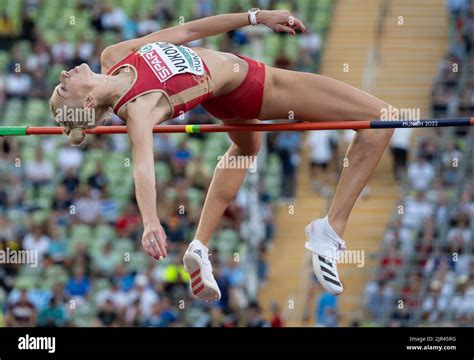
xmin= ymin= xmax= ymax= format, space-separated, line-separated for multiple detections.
xmin=201 ymin=55 xmax=266 ymax=120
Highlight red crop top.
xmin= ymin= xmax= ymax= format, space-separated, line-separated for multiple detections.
xmin=106 ymin=42 xmax=213 ymax=119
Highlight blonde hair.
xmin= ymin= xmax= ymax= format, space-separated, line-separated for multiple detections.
xmin=49 ymin=98 xmax=111 ymax=146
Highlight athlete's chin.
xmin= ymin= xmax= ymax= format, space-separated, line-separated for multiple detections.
xmin=77 ymin=63 xmax=93 ymax=76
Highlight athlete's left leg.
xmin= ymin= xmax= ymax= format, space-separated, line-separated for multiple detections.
xmin=259 ymin=67 xmax=394 ymax=238
xmin=258 ymin=67 xmax=395 ymax=295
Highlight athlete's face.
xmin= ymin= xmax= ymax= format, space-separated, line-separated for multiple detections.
xmin=50 ymin=63 xmax=95 ymax=110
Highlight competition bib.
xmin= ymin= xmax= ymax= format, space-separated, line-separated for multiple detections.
xmin=138 ymin=42 xmax=205 ymax=83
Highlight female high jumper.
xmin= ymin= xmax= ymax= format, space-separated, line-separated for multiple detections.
xmin=49 ymin=9 xmax=394 ymax=301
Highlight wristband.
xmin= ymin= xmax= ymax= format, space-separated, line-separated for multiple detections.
xmin=248 ymin=8 xmax=260 ymax=26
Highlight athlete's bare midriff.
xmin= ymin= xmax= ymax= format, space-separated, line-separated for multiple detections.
xmin=193 ymin=47 xmax=249 ymax=97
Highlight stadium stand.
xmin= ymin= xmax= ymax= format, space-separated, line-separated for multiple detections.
xmin=363 ymin=0 xmax=474 ymax=327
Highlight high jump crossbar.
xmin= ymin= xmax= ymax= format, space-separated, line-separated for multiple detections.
xmin=0 ymin=117 xmax=473 ymax=136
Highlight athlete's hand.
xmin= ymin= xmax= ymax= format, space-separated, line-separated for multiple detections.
xmin=258 ymin=10 xmax=306 ymax=35
xmin=142 ymin=223 xmax=168 ymax=260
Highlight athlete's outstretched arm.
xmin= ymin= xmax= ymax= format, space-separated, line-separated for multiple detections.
xmin=126 ymin=97 xmax=169 ymax=260
xmin=101 ymin=10 xmax=305 ymax=71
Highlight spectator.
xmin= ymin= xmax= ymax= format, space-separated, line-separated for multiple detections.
xmin=306 ymin=130 xmax=335 ymax=193
xmin=446 ymin=0 xmax=469 ymax=19
xmin=90 ymin=4 xmax=105 ymax=33
xmin=171 ymin=140 xmax=192 ymax=178
xmin=77 ymin=35 xmax=94 ymax=62
xmin=37 ymin=296 xmax=67 ymax=327
xmin=97 ymin=298 xmax=120 ymax=327
xmin=24 ymin=147 xmax=54 ymax=192
xmin=95 ymin=280 xmax=128 ymax=310
xmin=5 ymin=289 xmax=37 ymax=326
xmin=257 ymin=243 xmax=268 ymax=284
xmin=22 ymin=223 xmax=50 ymax=265
xmin=62 ymin=169 xmax=81 ymax=197
xmin=143 ymin=297 xmax=177 ymax=327
xmin=161 ymin=214 xmax=186 ymax=253
xmin=48 ymin=227 xmax=67 ymax=263
xmin=0 ymin=12 xmax=15 ymax=50
xmin=379 ymin=242 xmax=403 ymax=281
xmin=298 ymin=31 xmax=322 ymax=67
xmin=0 ymin=72 xmax=5 ymax=108
xmin=122 ymin=13 xmax=139 ymax=40
xmin=127 ymin=274 xmax=159 ymax=321
xmin=441 ymin=143 xmax=463 ymax=186
xmin=137 ymin=14 xmax=160 ymax=37
xmin=205 ymin=306 xmax=227 ymax=327
xmin=245 ymin=302 xmax=269 ymax=327
xmin=101 ymin=4 xmax=127 ymax=32
xmin=269 ymin=301 xmax=283 ymax=327
xmin=26 ymin=41 xmax=51 ymax=72
xmin=401 ymin=272 xmax=422 ymax=311
xmin=274 ymin=131 xmax=301 ymax=201
xmin=450 ymin=32 xmax=467 ymax=60
xmin=186 ymin=155 xmax=211 ymax=191
xmin=58 ymin=146 xmax=83 ymax=172
xmin=390 ymin=128 xmax=413 ymax=181
xmin=421 ymin=282 xmax=450 ymax=323
xmin=407 ymin=155 xmax=435 ymax=191
xmin=19 ymin=12 xmax=36 ymax=44
xmin=92 ymin=241 xmax=120 ymax=276
xmin=115 ymin=202 xmax=141 ymax=237
xmin=87 ymin=162 xmax=108 ymax=191
xmin=52 ymin=184 xmax=73 ymax=213
xmin=74 ymin=186 xmax=102 ymax=224
xmin=462 ymin=4 xmax=474 ymax=52
xmin=5 ymin=71 xmax=31 ymax=100
xmin=51 ymin=35 xmax=74 ymax=63
xmin=29 ymin=68 xmax=49 ymax=99
xmin=364 ymin=281 xmax=394 ymax=324
xmin=447 ymin=214 xmax=472 ymax=246
xmin=99 ymin=188 xmax=119 ymax=223
xmin=316 ymin=292 xmax=339 ymax=327
xmin=402 ymin=191 xmax=434 ymax=229
xmin=65 ymin=266 xmax=90 ymax=297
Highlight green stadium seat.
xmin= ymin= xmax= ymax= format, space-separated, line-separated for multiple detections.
xmin=214 ymin=228 xmax=240 ymax=257
xmin=94 ymin=224 xmax=116 ymax=241
xmin=155 ymin=161 xmax=172 ymax=183
xmin=70 ymin=225 xmax=93 ymax=249
xmin=31 ymin=210 xmax=50 ymax=224
xmin=114 ymin=237 xmax=134 ymax=255
xmin=69 ymin=301 xmax=96 ymax=327
xmin=126 ymin=251 xmax=149 ymax=272
xmin=0 ymin=51 xmax=9 ymax=72
xmin=14 ymin=276 xmax=37 ymax=289
xmin=187 ymin=187 xmax=204 ymax=208
xmin=47 ymin=64 xmax=65 ymax=89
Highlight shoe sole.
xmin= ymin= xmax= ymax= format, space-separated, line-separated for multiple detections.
xmin=183 ymin=252 xmax=221 ymax=302
xmin=305 ymin=224 xmax=343 ymax=296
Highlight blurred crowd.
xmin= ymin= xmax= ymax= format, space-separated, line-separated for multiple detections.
xmin=364 ymin=0 xmax=474 ymax=326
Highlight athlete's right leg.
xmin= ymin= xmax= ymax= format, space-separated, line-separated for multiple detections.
xmin=183 ymin=125 xmax=261 ymax=301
